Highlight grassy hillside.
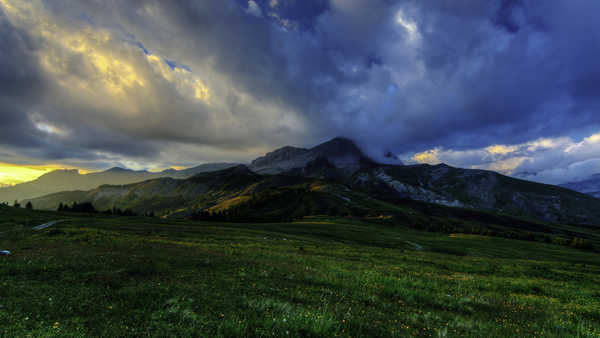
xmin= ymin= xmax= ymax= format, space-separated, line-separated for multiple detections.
xmin=1 ymin=206 xmax=599 ymax=337
xmin=23 ymin=166 xmax=600 ymax=251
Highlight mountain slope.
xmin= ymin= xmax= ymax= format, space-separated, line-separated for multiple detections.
xmin=356 ymin=163 xmax=600 ymax=224
xmin=559 ymin=174 xmax=600 ymax=198
xmin=24 ymin=165 xmax=356 ymax=219
xmin=0 ymin=163 xmax=238 ymax=203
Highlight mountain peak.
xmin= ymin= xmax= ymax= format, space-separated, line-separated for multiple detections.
xmin=311 ymin=137 xmax=361 ymax=154
xmin=310 ymin=137 xmax=376 ymax=167
xmin=260 ymin=146 xmax=308 ymax=159
xmin=249 ymin=137 xmax=376 ymax=174
xmin=105 ymin=167 xmax=131 ymax=173
xmin=39 ymin=169 xmax=80 ymax=178
xmin=325 ymin=136 xmax=354 ymax=143
xmin=250 ymin=146 xmax=309 ymax=173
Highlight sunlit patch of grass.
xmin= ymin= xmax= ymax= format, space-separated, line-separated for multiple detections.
xmin=209 ymin=195 xmax=252 ymax=213
xmin=448 ymin=233 xmax=491 ymax=240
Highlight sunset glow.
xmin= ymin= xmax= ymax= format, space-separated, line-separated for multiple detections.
xmin=0 ymin=163 xmax=88 ymax=186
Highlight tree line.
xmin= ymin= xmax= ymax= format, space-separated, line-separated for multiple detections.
xmin=9 ymin=200 xmax=33 ymax=209
xmin=56 ymin=201 xmax=151 ymax=216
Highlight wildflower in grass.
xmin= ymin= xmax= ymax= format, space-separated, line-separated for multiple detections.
xmin=52 ymin=322 xmax=59 ymax=329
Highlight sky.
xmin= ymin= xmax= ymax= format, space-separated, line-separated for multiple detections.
xmin=0 ymin=0 xmax=600 ymax=185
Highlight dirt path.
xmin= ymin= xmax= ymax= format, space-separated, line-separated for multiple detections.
xmin=32 ymin=220 xmax=65 ymax=230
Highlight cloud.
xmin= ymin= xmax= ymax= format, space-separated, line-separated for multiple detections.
xmin=0 ymin=0 xmax=598 ymax=183
xmin=246 ymin=1 xmax=262 ymax=17
xmin=404 ymin=133 xmax=600 ymax=184
xmin=0 ymin=0 xmax=312 ymax=168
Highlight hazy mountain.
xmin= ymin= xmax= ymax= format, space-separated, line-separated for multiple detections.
xmin=25 ymin=137 xmax=600 ymax=226
xmin=0 ymin=163 xmax=238 ymax=203
xmin=559 ymin=174 xmax=600 ymax=198
xmin=26 ymin=165 xmax=315 ymax=217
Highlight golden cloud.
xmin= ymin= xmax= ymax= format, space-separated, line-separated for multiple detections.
xmin=145 ymin=54 xmax=212 ymax=103
xmin=413 ymin=148 xmax=440 ymax=164
xmin=485 ymin=144 xmax=518 ymax=155
xmin=1 ymin=0 xmax=211 ymax=107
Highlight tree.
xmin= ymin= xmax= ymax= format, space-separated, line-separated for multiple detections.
xmin=25 ymin=201 xmax=33 ymax=210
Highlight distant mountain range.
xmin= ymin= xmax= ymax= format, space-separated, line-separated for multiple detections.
xmin=23 ymin=137 xmax=600 ymax=226
xmin=0 ymin=163 xmax=238 ymax=203
xmin=559 ymin=174 xmax=600 ymax=198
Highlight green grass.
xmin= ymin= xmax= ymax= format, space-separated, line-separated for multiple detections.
xmin=1 ymin=206 xmax=599 ymax=337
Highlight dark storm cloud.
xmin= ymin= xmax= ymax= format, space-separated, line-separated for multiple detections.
xmin=493 ymin=0 xmax=523 ymax=33
xmin=338 ymin=0 xmax=600 ymax=155
xmin=0 ymin=12 xmax=45 ymax=149
xmin=1 ymin=0 xmax=600 ymax=177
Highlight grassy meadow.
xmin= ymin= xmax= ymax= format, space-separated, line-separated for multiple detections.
xmin=1 ymin=206 xmax=599 ymax=337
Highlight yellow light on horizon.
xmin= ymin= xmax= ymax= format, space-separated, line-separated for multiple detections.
xmin=0 ymin=163 xmax=91 ymax=186
xmin=170 ymin=165 xmax=188 ymax=171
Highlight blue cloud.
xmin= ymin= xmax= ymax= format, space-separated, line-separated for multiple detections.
xmin=2 ymin=0 xmax=600 ymax=178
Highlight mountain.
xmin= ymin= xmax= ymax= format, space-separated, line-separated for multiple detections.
xmin=559 ymin=174 xmax=600 ymax=198
xmin=248 ymin=138 xmax=600 ymax=224
xmin=0 ymin=163 xmax=238 ymax=203
xmin=25 ymin=165 xmax=332 ymax=218
xmin=24 ymin=162 xmax=600 ymax=251
xmin=355 ymin=163 xmax=600 ymax=224
xmin=249 ymin=137 xmax=375 ymax=174
xmin=22 ymin=137 xmax=600 ymax=226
